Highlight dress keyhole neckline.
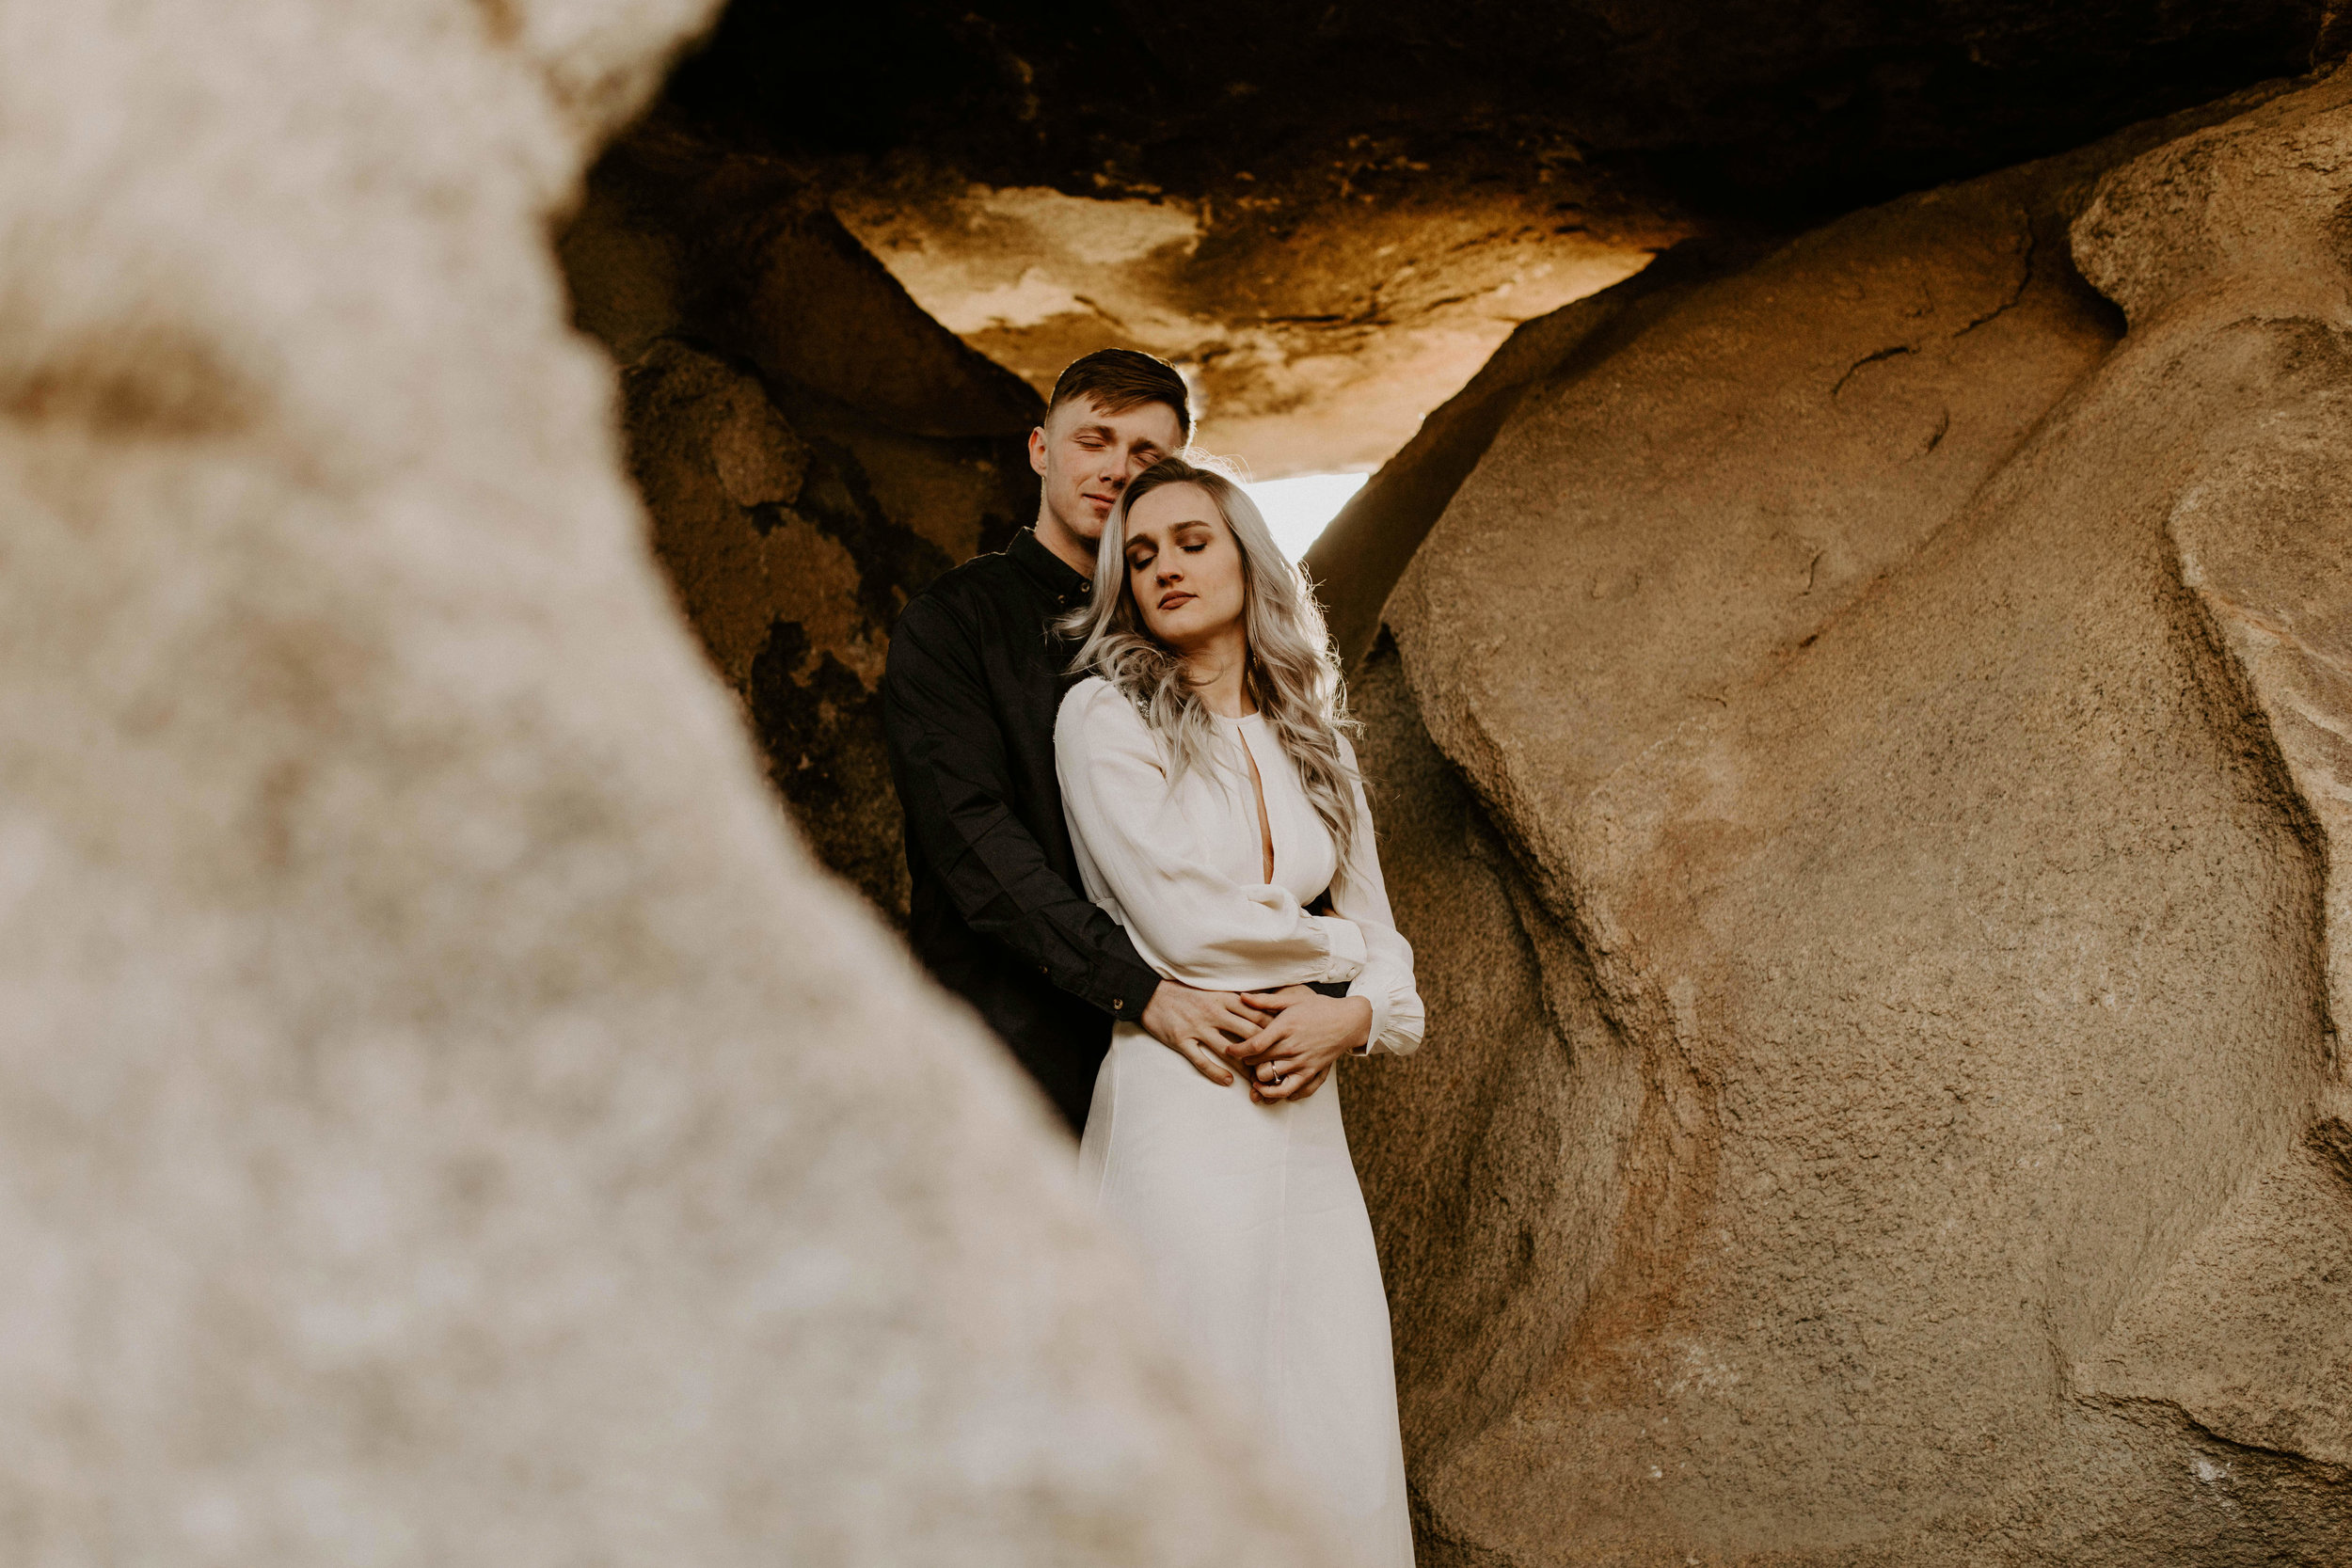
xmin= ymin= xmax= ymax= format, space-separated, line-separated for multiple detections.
xmin=1235 ymin=723 xmax=1277 ymax=885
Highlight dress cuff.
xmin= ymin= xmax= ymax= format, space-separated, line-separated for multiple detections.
xmin=1349 ymin=984 xmax=1393 ymax=1054
xmin=1316 ymin=916 xmax=1367 ymax=983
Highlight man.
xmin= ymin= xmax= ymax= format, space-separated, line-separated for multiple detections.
xmin=882 ymin=349 xmax=1274 ymax=1132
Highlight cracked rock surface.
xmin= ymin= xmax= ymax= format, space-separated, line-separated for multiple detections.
xmin=1343 ymin=74 xmax=2352 ymax=1563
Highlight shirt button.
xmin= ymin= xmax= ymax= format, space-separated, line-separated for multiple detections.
xmin=1112 ymin=998 xmax=1124 ymax=1010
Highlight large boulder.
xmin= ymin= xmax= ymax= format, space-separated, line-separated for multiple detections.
xmin=0 ymin=4 xmax=1336 ymax=1563
xmin=1345 ymin=74 xmax=2352 ymax=1562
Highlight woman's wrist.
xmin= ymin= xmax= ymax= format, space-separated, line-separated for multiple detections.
xmin=1307 ymin=997 xmax=1374 ymax=1068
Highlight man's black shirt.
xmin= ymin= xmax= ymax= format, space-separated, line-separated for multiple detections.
xmin=882 ymin=529 xmax=1164 ymax=1132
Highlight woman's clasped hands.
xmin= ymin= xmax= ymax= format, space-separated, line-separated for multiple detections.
xmin=1224 ymin=985 xmax=1375 ymax=1104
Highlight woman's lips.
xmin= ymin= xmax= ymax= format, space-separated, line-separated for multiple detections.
xmin=1157 ymin=591 xmax=1195 ymax=611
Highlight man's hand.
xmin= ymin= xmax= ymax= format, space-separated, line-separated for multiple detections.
xmin=1139 ymin=980 xmax=1272 ymax=1087
xmin=1230 ymin=988 xmax=1373 ymax=1103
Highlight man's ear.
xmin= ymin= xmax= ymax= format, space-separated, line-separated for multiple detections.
xmin=1026 ymin=425 xmax=1048 ymax=477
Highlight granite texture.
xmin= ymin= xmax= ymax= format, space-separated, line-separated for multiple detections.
xmin=1344 ymin=74 xmax=2352 ymax=1563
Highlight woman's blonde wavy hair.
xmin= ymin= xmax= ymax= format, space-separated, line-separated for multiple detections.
xmin=1058 ymin=454 xmax=1361 ymax=867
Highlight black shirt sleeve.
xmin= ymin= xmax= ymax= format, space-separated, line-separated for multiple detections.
xmin=883 ymin=594 xmax=1166 ymax=1022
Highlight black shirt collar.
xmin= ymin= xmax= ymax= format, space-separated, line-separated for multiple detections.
xmin=1009 ymin=527 xmax=1097 ymax=610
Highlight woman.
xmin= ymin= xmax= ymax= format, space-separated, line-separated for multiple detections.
xmin=1055 ymin=455 xmax=1422 ymax=1566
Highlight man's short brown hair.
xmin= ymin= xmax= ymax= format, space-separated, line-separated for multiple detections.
xmin=1045 ymin=348 xmax=1193 ymax=440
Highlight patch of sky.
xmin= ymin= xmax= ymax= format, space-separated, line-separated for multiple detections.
xmin=1241 ymin=472 xmax=1371 ymax=561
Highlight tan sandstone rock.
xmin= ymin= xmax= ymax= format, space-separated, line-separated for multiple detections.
xmin=829 ymin=152 xmax=1675 ymax=477
xmin=1345 ymin=75 xmax=2352 ymax=1563
xmin=1304 ymin=237 xmax=1774 ymax=667
xmin=0 ymin=4 xmax=1337 ymax=1563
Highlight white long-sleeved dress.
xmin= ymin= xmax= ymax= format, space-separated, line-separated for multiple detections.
xmin=1056 ymin=676 xmax=1422 ymax=1568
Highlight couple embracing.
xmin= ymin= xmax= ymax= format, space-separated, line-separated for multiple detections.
xmin=882 ymin=349 xmax=1422 ymax=1565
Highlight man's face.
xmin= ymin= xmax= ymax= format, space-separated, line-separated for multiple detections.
xmin=1028 ymin=395 xmax=1187 ymax=547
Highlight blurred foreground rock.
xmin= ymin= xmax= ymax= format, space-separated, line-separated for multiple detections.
xmin=0 ymin=5 xmax=1334 ymax=1564
xmin=1337 ymin=73 xmax=2352 ymax=1564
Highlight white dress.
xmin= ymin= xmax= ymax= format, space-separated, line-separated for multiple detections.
xmin=1055 ymin=676 xmax=1422 ymax=1568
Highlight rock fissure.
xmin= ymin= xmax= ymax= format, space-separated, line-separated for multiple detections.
xmin=1829 ymin=342 xmax=1920 ymax=397
xmin=2074 ymin=1391 xmax=2352 ymax=1474
xmin=1952 ymin=215 xmax=2039 ymax=337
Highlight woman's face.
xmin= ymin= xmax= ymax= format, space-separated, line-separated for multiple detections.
xmin=1122 ymin=483 xmax=1248 ymax=652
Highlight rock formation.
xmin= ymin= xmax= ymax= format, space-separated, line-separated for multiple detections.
xmin=824 ymin=154 xmax=1675 ymax=477
xmin=1336 ymin=73 xmax=2352 ymax=1563
xmin=563 ymin=129 xmax=1044 ymax=915
xmin=546 ymin=12 xmax=2352 ymax=1551
xmin=0 ymin=4 xmax=1337 ymax=1563
xmin=571 ymin=2 xmax=2352 ymax=906
xmin=658 ymin=0 xmax=2343 ymax=478
xmin=18 ymin=0 xmax=2352 ymax=1560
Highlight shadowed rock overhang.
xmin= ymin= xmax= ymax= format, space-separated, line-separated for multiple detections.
xmin=626 ymin=1 xmax=2344 ymax=476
